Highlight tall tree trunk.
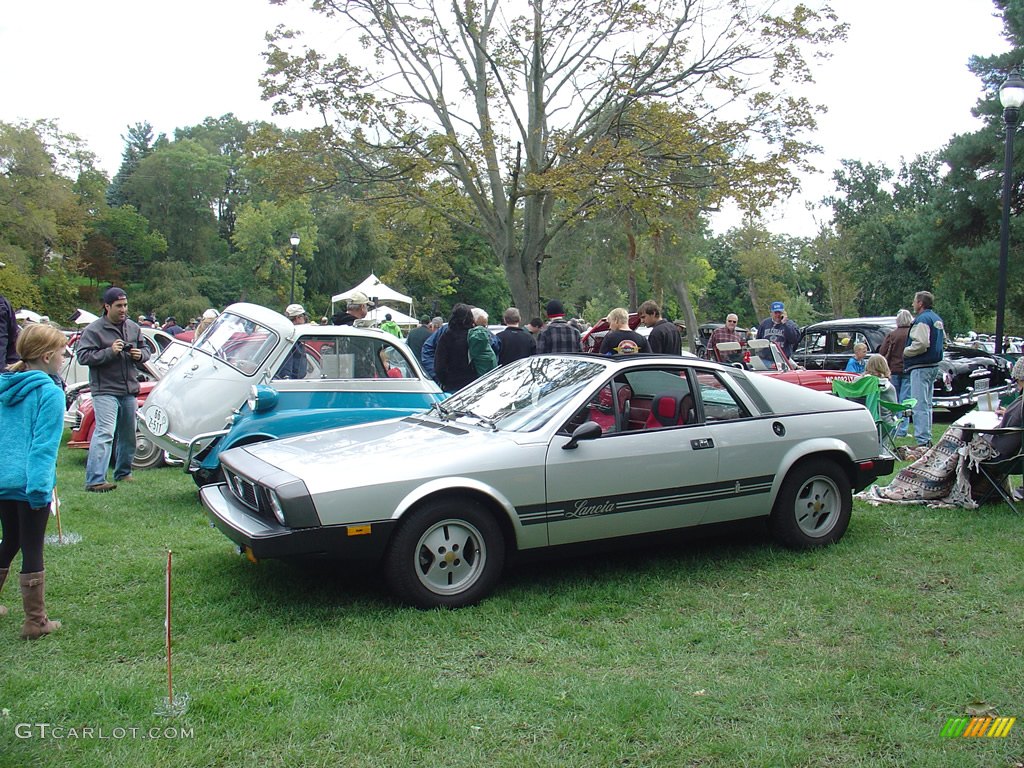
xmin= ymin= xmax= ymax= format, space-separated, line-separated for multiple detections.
xmin=625 ymin=216 xmax=638 ymax=311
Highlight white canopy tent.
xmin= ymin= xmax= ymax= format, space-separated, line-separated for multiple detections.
xmin=331 ymin=274 xmax=413 ymax=316
xmin=70 ymin=308 xmax=99 ymax=325
xmin=15 ymin=309 xmax=42 ymax=323
xmin=367 ymin=306 xmax=419 ymax=328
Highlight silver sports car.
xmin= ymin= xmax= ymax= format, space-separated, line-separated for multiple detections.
xmin=201 ymin=354 xmax=894 ymax=608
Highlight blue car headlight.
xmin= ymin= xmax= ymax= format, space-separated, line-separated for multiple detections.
xmin=247 ymin=384 xmax=279 ymax=413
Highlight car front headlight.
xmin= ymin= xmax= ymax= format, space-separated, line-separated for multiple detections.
xmin=266 ymin=489 xmax=287 ymax=526
xmin=247 ymin=384 xmax=279 ymax=413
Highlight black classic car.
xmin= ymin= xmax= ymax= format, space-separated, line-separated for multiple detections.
xmin=791 ymin=317 xmax=1012 ymax=414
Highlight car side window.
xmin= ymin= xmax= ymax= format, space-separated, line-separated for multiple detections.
xmin=799 ymin=332 xmax=826 ymax=355
xmin=695 ymin=372 xmax=749 ymax=423
xmin=311 ymin=336 xmax=417 ymax=380
xmin=562 ymin=382 xmax=619 ymax=435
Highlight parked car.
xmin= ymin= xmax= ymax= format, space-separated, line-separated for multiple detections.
xmin=135 ymin=302 xmax=445 ymax=486
xmin=63 ymin=330 xmax=193 ymax=469
xmin=65 ymin=382 xmax=171 ymax=469
xmin=792 ymin=317 xmax=1012 ymax=414
xmin=712 ymin=339 xmax=860 ymax=392
xmin=201 ymin=353 xmax=893 ymax=608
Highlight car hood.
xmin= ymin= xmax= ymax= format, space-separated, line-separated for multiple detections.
xmin=235 ymin=415 xmax=526 ymax=494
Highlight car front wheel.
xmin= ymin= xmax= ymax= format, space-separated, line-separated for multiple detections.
xmin=384 ymin=497 xmax=505 ymax=609
xmin=132 ymin=431 xmax=166 ymax=469
xmin=769 ymin=458 xmax=851 ymax=549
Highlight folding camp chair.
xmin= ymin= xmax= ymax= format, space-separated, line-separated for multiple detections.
xmin=878 ymin=396 xmax=917 ymax=453
xmin=831 ymin=376 xmax=915 ymax=454
xmin=959 ymin=424 xmax=1024 ymax=513
xmin=831 ymin=375 xmax=881 ymax=426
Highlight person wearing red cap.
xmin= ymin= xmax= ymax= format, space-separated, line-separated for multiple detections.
xmin=76 ymin=287 xmax=150 ymax=492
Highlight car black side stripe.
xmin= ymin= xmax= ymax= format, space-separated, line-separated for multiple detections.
xmin=515 ymin=474 xmax=775 ymax=525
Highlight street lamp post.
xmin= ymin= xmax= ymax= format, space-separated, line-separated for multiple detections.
xmin=288 ymin=233 xmax=300 ymax=306
xmin=996 ymin=70 xmax=1024 ymax=355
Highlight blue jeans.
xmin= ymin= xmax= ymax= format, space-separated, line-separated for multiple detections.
xmin=909 ymin=366 xmax=940 ymax=446
xmin=85 ymin=394 xmax=137 ymax=486
xmin=890 ymin=372 xmax=912 ymax=436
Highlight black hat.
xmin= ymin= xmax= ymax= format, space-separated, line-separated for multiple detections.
xmin=102 ymin=286 xmax=127 ymax=305
xmin=545 ymin=299 xmax=565 ymax=317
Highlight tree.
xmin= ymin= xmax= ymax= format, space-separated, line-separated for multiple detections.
xmin=107 ymin=122 xmax=155 ymax=208
xmin=83 ymin=205 xmax=168 ymax=284
xmin=122 ymin=139 xmax=229 ymax=264
xmin=0 ymin=120 xmax=88 ymax=271
xmin=261 ymin=0 xmax=845 ymax=317
xmin=231 ymin=198 xmax=317 ymax=306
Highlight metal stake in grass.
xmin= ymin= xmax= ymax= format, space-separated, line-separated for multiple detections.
xmin=155 ymin=550 xmax=189 ymax=717
xmin=44 ymin=489 xmax=81 ymax=547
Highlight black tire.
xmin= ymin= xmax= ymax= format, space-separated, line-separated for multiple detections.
xmin=769 ymin=458 xmax=852 ymax=549
xmin=132 ymin=431 xmax=166 ymax=469
xmin=384 ymin=497 xmax=505 ymax=609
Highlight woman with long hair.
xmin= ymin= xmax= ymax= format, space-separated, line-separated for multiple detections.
xmin=0 ymin=323 xmax=67 ymax=639
xmin=434 ymin=304 xmax=477 ymax=393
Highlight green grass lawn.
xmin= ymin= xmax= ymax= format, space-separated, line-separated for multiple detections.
xmin=1 ymin=428 xmax=1022 ymax=767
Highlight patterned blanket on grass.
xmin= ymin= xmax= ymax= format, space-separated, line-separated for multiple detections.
xmin=856 ymin=427 xmax=1000 ymax=509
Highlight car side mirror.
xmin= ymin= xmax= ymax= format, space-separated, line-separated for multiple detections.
xmin=562 ymin=420 xmax=603 ymax=449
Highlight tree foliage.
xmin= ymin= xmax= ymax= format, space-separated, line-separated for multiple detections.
xmin=261 ymin=0 xmax=845 ymax=317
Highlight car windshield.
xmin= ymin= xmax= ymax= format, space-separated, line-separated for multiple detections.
xmin=194 ymin=312 xmax=280 ymax=375
xmin=436 ymin=357 xmax=605 ymax=432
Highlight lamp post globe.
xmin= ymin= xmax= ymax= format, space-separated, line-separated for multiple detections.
xmin=289 ymin=233 xmax=300 ymax=306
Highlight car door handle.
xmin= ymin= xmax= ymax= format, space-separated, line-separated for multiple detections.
xmin=691 ymin=438 xmax=714 ymax=450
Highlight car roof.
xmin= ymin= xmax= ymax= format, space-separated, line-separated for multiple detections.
xmin=223 ymin=302 xmax=399 ymax=341
xmin=802 ymin=316 xmax=896 ymax=331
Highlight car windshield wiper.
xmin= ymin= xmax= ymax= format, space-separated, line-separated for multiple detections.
xmin=445 ymin=408 xmax=498 ymax=431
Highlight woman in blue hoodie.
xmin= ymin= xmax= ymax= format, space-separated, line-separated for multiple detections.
xmin=0 ymin=323 xmax=67 ymax=639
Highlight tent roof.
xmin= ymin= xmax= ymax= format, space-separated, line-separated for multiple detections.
xmin=332 ymin=274 xmax=412 ymax=306
xmin=367 ymin=306 xmax=419 ymax=327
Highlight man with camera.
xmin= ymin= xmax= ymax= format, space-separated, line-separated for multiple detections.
xmin=76 ymin=287 xmax=150 ymax=492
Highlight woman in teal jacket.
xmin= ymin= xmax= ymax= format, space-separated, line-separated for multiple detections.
xmin=0 ymin=323 xmax=67 ymax=639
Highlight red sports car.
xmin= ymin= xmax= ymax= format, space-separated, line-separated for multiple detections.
xmin=711 ymin=339 xmax=860 ymax=392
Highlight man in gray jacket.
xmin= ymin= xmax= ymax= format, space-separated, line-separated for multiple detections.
xmin=77 ymin=287 xmax=150 ymax=491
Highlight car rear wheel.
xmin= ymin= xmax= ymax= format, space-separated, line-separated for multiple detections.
xmin=132 ymin=431 xmax=165 ymax=469
xmin=769 ymin=459 xmax=851 ymax=549
xmin=384 ymin=497 xmax=505 ymax=609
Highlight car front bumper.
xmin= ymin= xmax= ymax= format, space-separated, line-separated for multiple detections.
xmin=200 ymin=483 xmax=395 ymax=561
xmin=933 ymin=384 xmax=1012 ymax=411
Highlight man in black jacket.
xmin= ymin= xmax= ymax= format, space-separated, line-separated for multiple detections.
xmin=77 ymin=287 xmax=150 ymax=492
xmin=495 ymin=308 xmax=536 ymax=365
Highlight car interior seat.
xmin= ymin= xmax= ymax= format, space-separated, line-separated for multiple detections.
xmin=679 ymin=393 xmax=696 ymax=425
xmin=646 ymin=393 xmax=682 ymax=428
xmin=614 ymin=382 xmax=633 ymax=432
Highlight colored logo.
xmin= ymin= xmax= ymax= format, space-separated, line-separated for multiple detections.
xmin=941 ymin=716 xmax=1015 ymax=738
